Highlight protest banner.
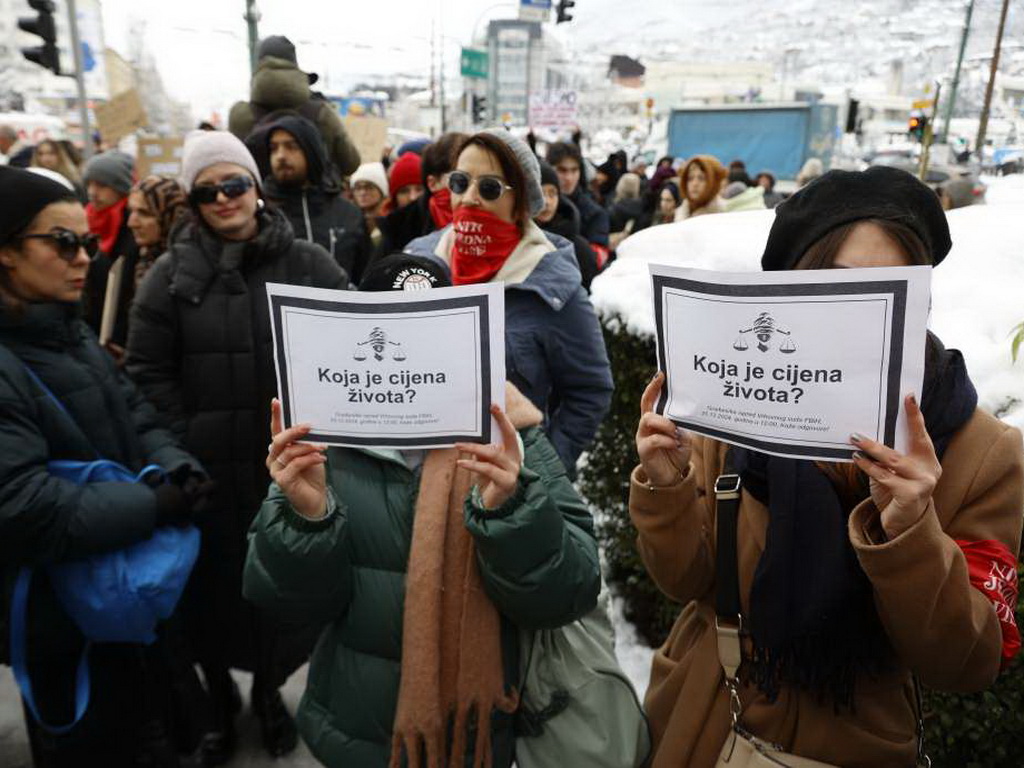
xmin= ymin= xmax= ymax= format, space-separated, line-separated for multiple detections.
xmin=341 ymin=116 xmax=388 ymax=163
xmin=267 ymin=282 xmax=505 ymax=448
xmin=135 ymin=136 xmax=184 ymax=178
xmin=650 ymin=264 xmax=931 ymax=461
xmin=94 ymin=89 xmax=147 ymax=144
xmin=528 ymin=90 xmax=578 ymax=130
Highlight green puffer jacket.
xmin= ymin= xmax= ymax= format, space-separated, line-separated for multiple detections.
xmin=243 ymin=425 xmax=601 ymax=768
xmin=228 ymin=56 xmax=362 ymax=178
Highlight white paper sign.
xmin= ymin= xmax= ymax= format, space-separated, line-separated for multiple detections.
xmin=267 ymin=283 xmax=505 ymax=448
xmin=650 ymin=264 xmax=932 ymax=461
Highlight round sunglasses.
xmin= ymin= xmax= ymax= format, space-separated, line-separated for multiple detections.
xmin=189 ymin=175 xmax=255 ymax=206
xmin=18 ymin=228 xmax=100 ymax=262
xmin=447 ymin=171 xmax=513 ymax=202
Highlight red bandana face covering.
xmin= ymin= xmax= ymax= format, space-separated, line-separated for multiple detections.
xmin=428 ymin=187 xmax=454 ymax=229
xmin=449 ymin=206 xmax=521 ymax=286
xmin=86 ymin=197 xmax=128 ymax=255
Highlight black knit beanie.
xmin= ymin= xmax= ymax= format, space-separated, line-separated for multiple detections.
xmin=761 ymin=165 xmax=952 ymax=270
xmin=0 ymin=166 xmax=79 ymax=247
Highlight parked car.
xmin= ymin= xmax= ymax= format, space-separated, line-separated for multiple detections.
xmin=867 ymin=152 xmax=986 ymax=208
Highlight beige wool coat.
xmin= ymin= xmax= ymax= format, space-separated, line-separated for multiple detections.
xmin=629 ymin=409 xmax=1024 ymax=768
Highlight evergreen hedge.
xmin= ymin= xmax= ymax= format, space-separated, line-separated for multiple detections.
xmin=580 ymin=314 xmax=1024 ymax=767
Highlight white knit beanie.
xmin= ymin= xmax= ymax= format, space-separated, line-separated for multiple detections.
xmin=179 ymin=130 xmax=261 ymax=192
xmin=351 ymin=162 xmax=389 ymax=198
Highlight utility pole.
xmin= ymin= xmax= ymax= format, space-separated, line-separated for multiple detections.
xmin=244 ymin=0 xmax=260 ymax=77
xmin=975 ymin=0 xmax=1010 ymax=157
xmin=939 ymin=0 xmax=974 ymax=144
xmin=438 ymin=3 xmax=447 ymax=133
xmin=919 ymin=82 xmax=941 ymax=181
xmin=65 ymin=0 xmax=92 ymax=160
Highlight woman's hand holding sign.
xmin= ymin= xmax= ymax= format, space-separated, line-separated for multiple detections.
xmin=457 ymin=404 xmax=522 ymax=510
xmin=851 ymin=393 xmax=942 ymax=539
xmin=637 ymin=372 xmax=693 ymax=487
xmin=268 ymin=398 xmax=329 ymax=520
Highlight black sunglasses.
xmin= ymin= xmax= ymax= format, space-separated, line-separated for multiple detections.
xmin=189 ymin=176 xmax=254 ymax=206
xmin=18 ymin=228 xmax=100 ymax=262
xmin=447 ymin=171 xmax=513 ymax=202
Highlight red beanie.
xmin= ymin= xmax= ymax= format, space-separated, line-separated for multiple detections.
xmin=388 ymin=152 xmax=423 ymax=207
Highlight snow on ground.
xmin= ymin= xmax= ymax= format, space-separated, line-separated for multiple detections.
xmin=592 ymin=178 xmax=1024 ymax=429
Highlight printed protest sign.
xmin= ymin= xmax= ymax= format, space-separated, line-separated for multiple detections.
xmin=528 ymin=90 xmax=578 ymax=130
xmin=267 ymin=283 xmax=505 ymax=448
xmin=650 ymin=264 xmax=931 ymax=461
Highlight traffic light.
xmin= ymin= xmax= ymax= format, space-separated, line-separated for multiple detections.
xmin=908 ymin=114 xmax=927 ymax=141
xmin=556 ymin=0 xmax=575 ymax=23
xmin=19 ymin=0 xmax=60 ymax=75
xmin=472 ymin=95 xmax=487 ymax=124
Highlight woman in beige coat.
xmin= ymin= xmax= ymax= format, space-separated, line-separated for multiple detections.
xmin=631 ymin=166 xmax=1023 ymax=767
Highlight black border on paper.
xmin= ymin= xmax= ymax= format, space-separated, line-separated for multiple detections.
xmin=651 ymin=275 xmax=908 ymax=460
xmin=270 ymin=293 xmax=492 ymax=446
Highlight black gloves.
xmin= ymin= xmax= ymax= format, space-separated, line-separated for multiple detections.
xmin=154 ymin=466 xmax=216 ymax=528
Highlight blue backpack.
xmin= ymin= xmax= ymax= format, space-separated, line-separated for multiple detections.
xmin=9 ymin=364 xmax=200 ymax=734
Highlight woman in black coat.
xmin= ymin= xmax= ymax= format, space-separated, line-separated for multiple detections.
xmin=0 ymin=166 xmax=206 ymax=765
xmin=125 ymin=130 xmax=348 ymax=763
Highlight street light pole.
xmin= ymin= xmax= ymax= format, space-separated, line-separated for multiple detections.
xmin=975 ymin=0 xmax=1010 ymax=157
xmin=244 ymin=0 xmax=260 ymax=78
xmin=939 ymin=0 xmax=974 ymax=144
xmin=65 ymin=0 xmax=92 ymax=160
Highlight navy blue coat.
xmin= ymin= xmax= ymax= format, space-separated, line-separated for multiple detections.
xmin=405 ymin=226 xmax=613 ymax=475
xmin=569 ymin=186 xmax=611 ymax=248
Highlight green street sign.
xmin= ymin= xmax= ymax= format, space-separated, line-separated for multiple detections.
xmin=460 ymin=48 xmax=489 ymax=80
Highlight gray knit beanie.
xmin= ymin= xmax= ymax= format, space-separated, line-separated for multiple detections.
xmin=82 ymin=150 xmax=134 ymax=196
xmin=179 ymin=130 xmax=262 ymax=192
xmin=482 ymin=128 xmax=544 ymax=217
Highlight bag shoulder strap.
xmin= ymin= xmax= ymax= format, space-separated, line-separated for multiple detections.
xmin=16 ymin=360 xmax=100 ymax=461
xmin=10 ymin=568 xmax=91 ymax=734
xmin=714 ymin=449 xmax=743 ymax=681
xmin=712 ymin=449 xmax=930 ymax=765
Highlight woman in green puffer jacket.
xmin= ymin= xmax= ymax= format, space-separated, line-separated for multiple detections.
xmin=243 ymin=381 xmax=601 ymax=768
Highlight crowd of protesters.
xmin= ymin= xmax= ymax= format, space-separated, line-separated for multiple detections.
xmin=0 ymin=31 xmax=1020 ymax=768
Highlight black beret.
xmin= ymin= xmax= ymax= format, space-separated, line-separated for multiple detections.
xmin=359 ymin=253 xmax=452 ymax=292
xmin=761 ymin=165 xmax=952 ymax=270
xmin=0 ymin=166 xmax=79 ymax=247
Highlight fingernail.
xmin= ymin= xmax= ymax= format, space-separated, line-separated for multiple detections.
xmin=298 ymin=422 xmax=312 ymax=429
xmin=852 ymin=451 xmax=864 ymax=461
xmin=908 ymin=392 xmax=917 ymax=405
xmin=850 ymin=432 xmax=867 ymax=443
xmin=675 ymin=427 xmax=685 ymax=439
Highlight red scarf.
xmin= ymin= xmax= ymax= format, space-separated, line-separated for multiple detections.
xmin=449 ymin=207 xmax=521 ymax=286
xmin=86 ymin=197 xmax=128 ymax=255
xmin=428 ymin=187 xmax=454 ymax=229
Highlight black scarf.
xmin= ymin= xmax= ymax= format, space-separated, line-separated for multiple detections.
xmin=733 ymin=333 xmax=977 ymax=706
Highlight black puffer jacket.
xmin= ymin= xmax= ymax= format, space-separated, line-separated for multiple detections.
xmin=125 ymin=208 xmax=347 ymax=673
xmin=539 ymin=195 xmax=598 ymax=292
xmin=0 ymin=301 xmax=198 ymax=663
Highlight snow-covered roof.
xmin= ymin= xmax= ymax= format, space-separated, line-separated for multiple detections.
xmin=592 ymin=175 xmax=1024 ymax=429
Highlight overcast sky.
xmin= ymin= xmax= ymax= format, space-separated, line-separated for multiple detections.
xmin=97 ymin=0 xmax=741 ymax=121
xmin=99 ymin=0 xmax=556 ymax=120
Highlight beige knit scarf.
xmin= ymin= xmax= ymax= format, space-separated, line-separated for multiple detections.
xmin=390 ymin=384 xmax=542 ymax=768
